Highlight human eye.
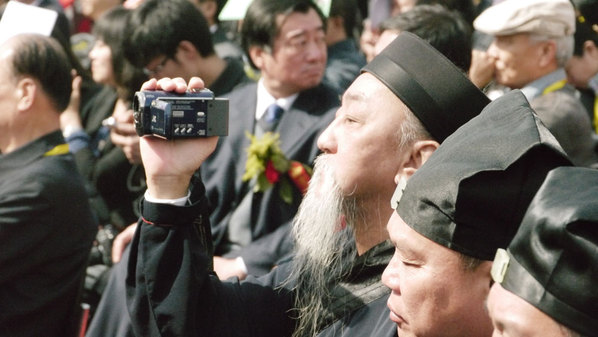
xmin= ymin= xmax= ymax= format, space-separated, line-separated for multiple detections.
xmin=343 ymin=115 xmax=360 ymax=125
xmin=393 ymin=246 xmax=421 ymax=268
xmin=288 ymin=37 xmax=307 ymax=51
xmin=315 ymin=32 xmax=326 ymax=45
xmin=401 ymin=259 xmax=420 ymax=267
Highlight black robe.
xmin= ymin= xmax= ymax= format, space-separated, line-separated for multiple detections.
xmin=126 ymin=179 xmax=397 ymax=337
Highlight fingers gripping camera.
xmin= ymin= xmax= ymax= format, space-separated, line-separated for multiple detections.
xmin=133 ymin=89 xmax=229 ymax=139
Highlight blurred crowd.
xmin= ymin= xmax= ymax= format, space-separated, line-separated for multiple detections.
xmin=0 ymin=0 xmax=597 ymax=336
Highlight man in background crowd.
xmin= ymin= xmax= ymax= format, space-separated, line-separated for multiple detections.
xmin=0 ymin=33 xmax=96 ymax=337
xmin=473 ymin=0 xmax=598 ymax=167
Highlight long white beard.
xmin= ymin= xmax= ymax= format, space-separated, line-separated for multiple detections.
xmin=288 ymin=154 xmax=358 ymax=337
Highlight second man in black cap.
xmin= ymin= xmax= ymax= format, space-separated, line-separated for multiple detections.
xmin=383 ymin=89 xmax=572 ymax=337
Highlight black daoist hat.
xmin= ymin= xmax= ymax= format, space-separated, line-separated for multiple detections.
xmin=395 ymin=90 xmax=572 ymax=260
xmin=363 ymin=31 xmax=490 ymax=143
xmin=491 ymin=166 xmax=598 ymax=336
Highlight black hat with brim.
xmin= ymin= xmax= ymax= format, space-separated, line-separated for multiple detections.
xmin=492 ymin=166 xmax=598 ymax=336
xmin=395 ymin=90 xmax=572 ymax=260
xmin=362 ymin=31 xmax=490 ymax=143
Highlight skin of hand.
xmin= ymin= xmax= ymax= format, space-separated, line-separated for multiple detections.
xmin=111 ymin=223 xmax=137 ymax=263
xmin=123 ymin=0 xmax=144 ymax=9
xmin=213 ymin=256 xmax=248 ymax=281
xmin=140 ymin=77 xmax=218 ymax=199
xmin=60 ymin=74 xmax=84 ymax=131
xmin=110 ymin=101 xmax=142 ymax=164
xmin=469 ymin=49 xmax=496 ymax=89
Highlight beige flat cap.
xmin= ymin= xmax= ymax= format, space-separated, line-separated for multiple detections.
xmin=474 ymin=0 xmax=575 ymax=37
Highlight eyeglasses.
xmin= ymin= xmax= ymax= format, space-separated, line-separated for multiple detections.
xmin=143 ymin=56 xmax=170 ymax=77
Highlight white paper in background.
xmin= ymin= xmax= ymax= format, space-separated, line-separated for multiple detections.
xmin=218 ymin=0 xmax=252 ymax=21
xmin=314 ymin=0 xmax=331 ymax=17
xmin=219 ymin=0 xmax=332 ymax=21
xmin=0 ymin=1 xmax=58 ymax=45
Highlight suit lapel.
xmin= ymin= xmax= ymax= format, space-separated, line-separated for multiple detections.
xmin=277 ymin=87 xmax=324 ymax=155
xmin=228 ymin=84 xmax=258 ymax=197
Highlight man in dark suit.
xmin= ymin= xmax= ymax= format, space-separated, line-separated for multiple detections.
xmin=205 ymin=0 xmax=339 ymax=273
xmin=0 ymin=34 xmax=97 ymax=337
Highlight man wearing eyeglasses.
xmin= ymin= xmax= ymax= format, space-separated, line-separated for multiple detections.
xmin=108 ymin=0 xmax=249 ymax=166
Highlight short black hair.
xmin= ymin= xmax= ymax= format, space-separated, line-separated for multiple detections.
xmin=380 ymin=4 xmax=472 ymax=72
xmin=416 ymin=0 xmax=476 ymax=24
xmin=198 ymin=0 xmax=227 ymax=23
xmin=125 ymin=0 xmax=215 ymax=68
xmin=94 ymin=6 xmax=147 ymax=101
xmin=573 ymin=16 xmax=598 ymax=56
xmin=572 ymin=0 xmax=598 ymax=26
xmin=241 ymin=0 xmax=327 ymax=69
xmin=329 ymin=0 xmax=360 ymax=39
xmin=9 ymin=34 xmax=72 ymax=112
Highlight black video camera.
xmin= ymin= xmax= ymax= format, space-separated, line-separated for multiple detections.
xmin=133 ymin=89 xmax=228 ymax=139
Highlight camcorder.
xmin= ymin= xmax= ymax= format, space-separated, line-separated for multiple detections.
xmin=133 ymin=89 xmax=228 ymax=139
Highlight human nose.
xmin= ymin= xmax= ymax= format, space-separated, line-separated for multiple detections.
xmin=382 ymin=254 xmax=401 ymax=293
xmin=486 ymin=40 xmax=499 ymax=58
xmin=305 ymin=38 xmax=326 ymax=62
xmin=317 ymin=116 xmax=338 ymax=154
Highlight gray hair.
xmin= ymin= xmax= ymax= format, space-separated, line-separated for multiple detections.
xmin=529 ymin=34 xmax=574 ymax=67
xmin=397 ymin=108 xmax=433 ymax=151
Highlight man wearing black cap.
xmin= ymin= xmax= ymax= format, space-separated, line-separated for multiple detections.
xmin=125 ymin=32 xmax=489 ymax=337
xmin=487 ymin=166 xmax=598 ymax=337
xmin=383 ymin=90 xmax=571 ymax=337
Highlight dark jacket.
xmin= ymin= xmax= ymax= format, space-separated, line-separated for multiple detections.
xmin=0 ymin=131 xmax=97 ymax=337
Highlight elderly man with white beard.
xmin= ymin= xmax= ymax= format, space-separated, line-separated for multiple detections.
xmin=125 ymin=32 xmax=490 ymax=337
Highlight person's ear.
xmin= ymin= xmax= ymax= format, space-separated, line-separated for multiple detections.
xmin=16 ymin=78 xmax=36 ymax=111
xmin=583 ymin=40 xmax=598 ymax=57
xmin=177 ymin=40 xmax=199 ymax=62
xmin=475 ymin=261 xmax=493 ymax=290
xmin=391 ymin=140 xmax=438 ymax=208
xmin=538 ymin=40 xmax=557 ymax=68
xmin=397 ymin=139 xmax=439 ymax=180
xmin=248 ymin=45 xmax=268 ymax=70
